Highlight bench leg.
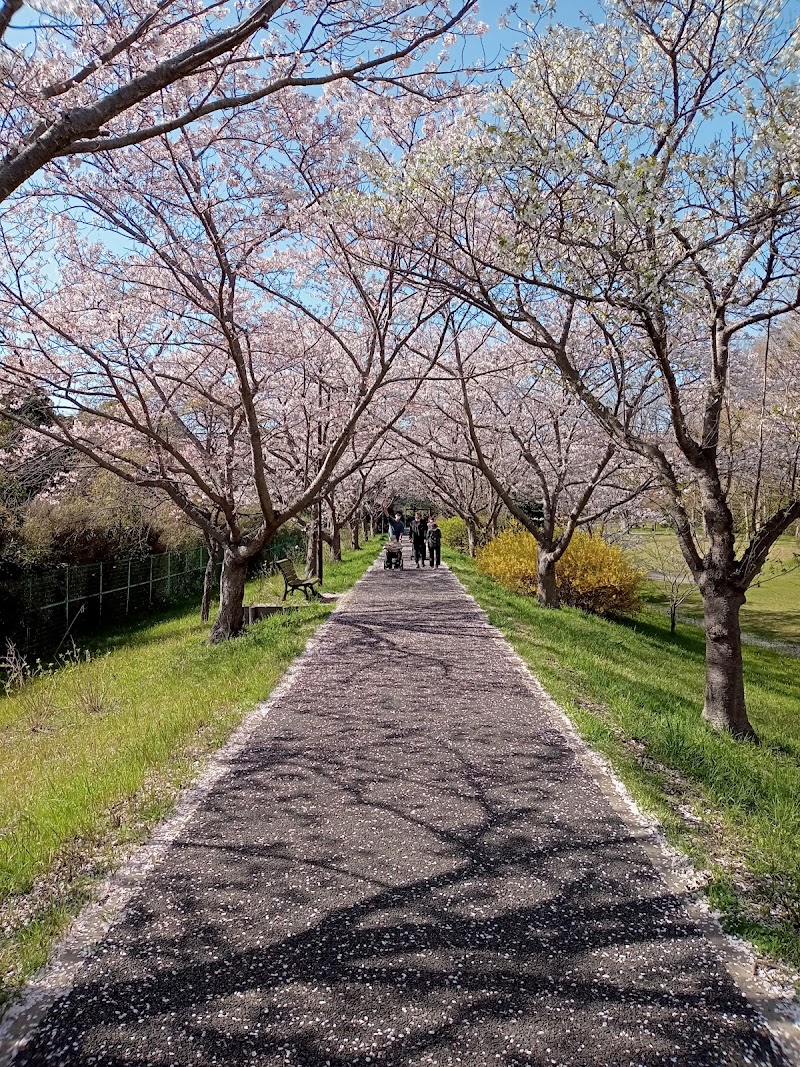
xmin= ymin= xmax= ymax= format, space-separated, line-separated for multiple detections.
xmin=282 ymin=587 xmax=288 ymax=601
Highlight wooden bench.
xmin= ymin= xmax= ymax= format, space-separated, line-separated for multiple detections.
xmin=276 ymin=559 xmax=321 ymax=601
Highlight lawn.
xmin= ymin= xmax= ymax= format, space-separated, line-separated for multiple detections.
xmin=446 ymin=549 xmax=800 ymax=975
xmin=0 ymin=539 xmax=381 ymax=1013
xmin=625 ymin=528 xmax=800 ymax=646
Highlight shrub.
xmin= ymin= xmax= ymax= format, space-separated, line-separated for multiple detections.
xmin=476 ymin=526 xmax=539 ymax=595
xmin=476 ymin=526 xmax=642 ymax=616
xmin=438 ymin=516 xmax=469 ymax=551
xmin=557 ymin=530 xmax=643 ymax=615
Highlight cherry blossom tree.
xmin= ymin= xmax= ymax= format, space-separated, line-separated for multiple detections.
xmin=0 ymin=115 xmax=449 ymax=639
xmin=404 ymin=323 xmax=646 ymax=601
xmin=299 ymin=447 xmax=400 ymax=575
xmin=726 ymin=322 xmax=800 ymax=541
xmin=401 ymin=441 xmax=503 ymax=556
xmin=321 ymin=457 xmax=398 ymax=561
xmin=390 ymin=0 xmax=800 ymax=737
xmin=0 ymin=0 xmax=480 ymax=200
xmin=398 ymin=359 xmax=512 ymax=555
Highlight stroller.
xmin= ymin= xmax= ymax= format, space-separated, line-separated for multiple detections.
xmin=383 ymin=536 xmax=404 ymax=569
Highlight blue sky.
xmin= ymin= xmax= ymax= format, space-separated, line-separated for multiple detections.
xmin=479 ymin=0 xmax=599 ymax=30
xmin=455 ymin=0 xmax=602 ymax=77
xmin=477 ymin=0 xmax=601 ymax=43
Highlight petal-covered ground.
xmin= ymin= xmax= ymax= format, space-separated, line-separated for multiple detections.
xmin=2 ymin=550 xmax=786 ymax=1065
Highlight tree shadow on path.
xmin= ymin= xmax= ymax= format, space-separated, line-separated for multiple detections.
xmin=12 ymin=566 xmax=786 ymax=1067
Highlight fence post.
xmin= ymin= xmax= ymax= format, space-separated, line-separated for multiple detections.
xmin=126 ymin=558 xmax=132 ymax=614
xmin=65 ymin=566 xmax=70 ymax=622
xmin=166 ymin=553 xmax=171 ymax=599
xmin=149 ymin=555 xmax=154 ymax=604
xmin=99 ymin=561 xmax=104 ymax=617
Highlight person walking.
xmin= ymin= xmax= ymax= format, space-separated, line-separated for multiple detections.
xmin=410 ymin=511 xmax=428 ymax=567
xmin=381 ymin=499 xmax=405 ymax=543
xmin=426 ymin=519 xmax=442 ymax=568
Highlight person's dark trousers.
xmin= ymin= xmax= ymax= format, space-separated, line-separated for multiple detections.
xmin=413 ymin=537 xmax=426 ymax=565
xmin=428 ymin=543 xmax=441 ymax=567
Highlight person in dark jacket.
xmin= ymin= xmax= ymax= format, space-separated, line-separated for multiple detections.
xmin=410 ymin=512 xmax=428 ymax=567
xmin=381 ymin=500 xmax=405 ymax=542
xmin=426 ymin=519 xmax=442 ymax=568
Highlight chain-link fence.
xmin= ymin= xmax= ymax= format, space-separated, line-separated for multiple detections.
xmin=0 ymin=531 xmax=304 ymax=660
xmin=0 ymin=547 xmax=209 ymax=659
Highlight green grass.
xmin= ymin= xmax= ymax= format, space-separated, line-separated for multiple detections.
xmin=626 ymin=528 xmax=800 ymax=646
xmin=0 ymin=539 xmax=381 ymax=1012
xmin=446 ymin=548 xmax=800 ymax=974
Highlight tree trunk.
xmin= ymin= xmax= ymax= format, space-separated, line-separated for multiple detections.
xmin=351 ymin=520 xmax=360 ymax=551
xmin=700 ymin=585 xmax=756 ymax=739
xmin=330 ymin=526 xmax=342 ymax=562
xmin=466 ymin=518 xmax=478 ymax=558
xmin=537 ymin=550 xmax=560 ymax=608
xmin=209 ymin=550 xmax=248 ymax=643
xmin=306 ymin=526 xmax=320 ymax=577
xmin=201 ymin=541 xmax=223 ymax=622
xmin=201 ymin=552 xmax=215 ymax=622
xmin=669 ymin=601 xmax=677 ymax=634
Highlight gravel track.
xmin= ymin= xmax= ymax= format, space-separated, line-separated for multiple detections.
xmin=3 ymin=550 xmax=787 ymax=1066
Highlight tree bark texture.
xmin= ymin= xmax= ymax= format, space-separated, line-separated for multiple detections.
xmin=209 ymin=550 xmax=248 ymax=643
xmin=331 ymin=526 xmax=342 ymax=562
xmin=466 ymin=518 xmax=477 ymax=558
xmin=200 ymin=553 xmax=215 ymax=622
xmin=701 ymin=585 xmax=756 ymax=739
xmin=537 ymin=550 xmax=560 ymax=608
xmin=306 ymin=527 xmax=320 ymax=577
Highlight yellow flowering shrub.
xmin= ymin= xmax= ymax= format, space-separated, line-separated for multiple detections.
xmin=476 ymin=525 xmax=642 ymax=616
xmin=557 ymin=529 xmax=643 ymax=615
xmin=476 ymin=526 xmax=540 ymax=596
xmin=438 ymin=516 xmax=469 ymax=550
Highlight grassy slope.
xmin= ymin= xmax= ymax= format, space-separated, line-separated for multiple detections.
xmin=446 ymin=549 xmax=800 ymax=973
xmin=628 ymin=529 xmax=800 ymax=646
xmin=0 ymin=540 xmax=381 ymax=1011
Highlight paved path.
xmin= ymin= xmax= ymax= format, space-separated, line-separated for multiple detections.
xmin=4 ymin=550 xmax=787 ymax=1066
